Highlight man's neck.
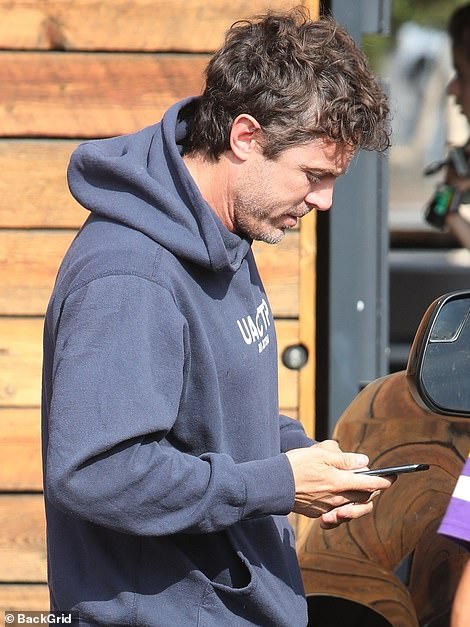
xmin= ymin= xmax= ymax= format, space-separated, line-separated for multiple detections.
xmin=183 ymin=152 xmax=236 ymax=232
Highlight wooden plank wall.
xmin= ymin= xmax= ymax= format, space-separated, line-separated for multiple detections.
xmin=0 ymin=0 xmax=318 ymax=612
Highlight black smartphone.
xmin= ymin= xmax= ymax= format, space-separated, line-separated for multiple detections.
xmin=355 ymin=463 xmax=430 ymax=477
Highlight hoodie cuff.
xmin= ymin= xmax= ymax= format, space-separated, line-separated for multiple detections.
xmin=238 ymin=454 xmax=295 ymax=519
xmin=281 ymin=430 xmax=315 ymax=452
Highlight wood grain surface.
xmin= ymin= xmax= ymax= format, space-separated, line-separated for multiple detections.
xmin=0 ymin=495 xmax=46 ymax=582
xmin=0 ymin=408 xmax=41 ymax=491
xmin=0 ymin=52 xmax=208 ymax=137
xmin=298 ymin=371 xmax=470 ymax=627
xmin=0 ymin=0 xmax=303 ymax=51
xmin=0 ymin=584 xmax=49 ymax=613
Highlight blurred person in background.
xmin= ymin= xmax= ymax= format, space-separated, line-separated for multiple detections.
xmin=425 ymin=3 xmax=470 ymax=242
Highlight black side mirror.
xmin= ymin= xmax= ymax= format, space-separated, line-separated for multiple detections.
xmin=407 ymin=290 xmax=470 ymax=416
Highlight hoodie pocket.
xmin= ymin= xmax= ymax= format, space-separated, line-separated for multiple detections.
xmin=196 ymin=518 xmax=308 ymax=627
xmin=196 ymin=548 xmax=261 ymax=627
xmin=171 ymin=529 xmax=253 ymax=590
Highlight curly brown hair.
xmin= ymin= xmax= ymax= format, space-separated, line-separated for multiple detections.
xmin=182 ymin=7 xmax=390 ymax=161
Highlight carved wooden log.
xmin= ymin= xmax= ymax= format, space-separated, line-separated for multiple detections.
xmin=298 ymin=371 xmax=470 ymax=626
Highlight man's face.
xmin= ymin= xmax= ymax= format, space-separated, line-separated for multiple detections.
xmin=448 ymin=46 xmax=470 ymax=123
xmin=232 ymin=137 xmax=354 ymax=244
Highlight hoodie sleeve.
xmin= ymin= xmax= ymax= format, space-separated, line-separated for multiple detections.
xmin=279 ymin=414 xmax=315 ymax=452
xmin=45 ymin=274 xmax=295 ymax=536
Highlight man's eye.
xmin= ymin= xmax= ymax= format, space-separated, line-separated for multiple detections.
xmin=306 ymin=173 xmax=321 ymax=184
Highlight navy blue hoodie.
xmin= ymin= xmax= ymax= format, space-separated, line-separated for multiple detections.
xmin=42 ymin=98 xmax=314 ymax=626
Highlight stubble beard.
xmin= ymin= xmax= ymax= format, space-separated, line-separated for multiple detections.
xmin=233 ymin=196 xmax=293 ymax=245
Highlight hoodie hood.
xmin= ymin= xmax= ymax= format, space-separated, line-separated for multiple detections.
xmin=67 ymin=98 xmax=251 ymax=272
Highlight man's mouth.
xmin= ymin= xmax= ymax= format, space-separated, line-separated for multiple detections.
xmin=283 ymin=215 xmax=299 ymax=228
xmin=288 ymin=208 xmax=312 ymax=220
xmin=278 ymin=206 xmax=314 ymax=229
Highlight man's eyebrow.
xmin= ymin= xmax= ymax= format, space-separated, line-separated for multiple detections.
xmin=302 ymin=165 xmax=349 ymax=177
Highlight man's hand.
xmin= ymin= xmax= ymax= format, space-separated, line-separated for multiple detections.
xmin=448 ymin=173 xmax=470 ymax=195
xmin=445 ymin=144 xmax=470 ymax=194
xmin=285 ymin=440 xmax=393 ymax=528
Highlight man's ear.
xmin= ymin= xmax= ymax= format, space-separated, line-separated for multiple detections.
xmin=229 ymin=114 xmax=262 ymax=161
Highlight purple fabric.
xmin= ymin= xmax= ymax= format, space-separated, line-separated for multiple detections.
xmin=438 ymin=457 xmax=470 ymax=546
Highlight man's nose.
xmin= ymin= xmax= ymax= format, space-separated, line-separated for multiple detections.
xmin=305 ymin=185 xmax=334 ymax=211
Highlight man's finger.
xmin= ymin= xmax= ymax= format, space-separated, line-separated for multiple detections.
xmin=320 ymin=500 xmax=374 ymax=529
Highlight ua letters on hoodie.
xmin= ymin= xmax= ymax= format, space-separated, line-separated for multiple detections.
xmin=41 ymin=98 xmax=314 ymax=627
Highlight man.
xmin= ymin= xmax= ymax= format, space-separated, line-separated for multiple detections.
xmin=426 ymin=3 xmax=470 ymax=242
xmin=439 ymin=452 xmax=470 ymax=627
xmin=42 ymin=8 xmax=392 ymax=626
